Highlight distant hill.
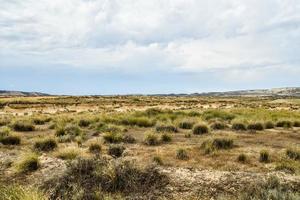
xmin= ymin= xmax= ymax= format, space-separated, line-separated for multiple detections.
xmin=153 ymin=87 xmax=300 ymax=97
xmin=191 ymin=87 xmax=300 ymax=97
xmin=0 ymin=90 xmax=50 ymax=97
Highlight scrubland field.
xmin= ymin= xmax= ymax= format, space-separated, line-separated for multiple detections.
xmin=0 ymin=95 xmax=300 ymax=200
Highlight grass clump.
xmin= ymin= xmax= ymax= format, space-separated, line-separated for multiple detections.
xmin=0 ymin=134 xmax=21 ymax=145
xmin=259 ymin=150 xmax=270 ymax=163
xmin=144 ymin=132 xmax=160 ymax=146
xmin=237 ymin=153 xmax=247 ymax=163
xmin=202 ymin=110 xmax=235 ymax=121
xmin=0 ymin=184 xmax=47 ymax=200
xmin=264 ymin=121 xmax=275 ymax=129
xmin=212 ymin=138 xmax=234 ymax=149
xmin=34 ymin=138 xmax=57 ymax=152
xmin=122 ymin=134 xmax=136 ymax=143
xmin=108 ymin=144 xmax=125 ymax=158
xmin=0 ymin=126 xmax=11 ymax=138
xmin=192 ymin=123 xmax=209 ymax=135
xmin=42 ymin=158 xmax=168 ymax=199
xmin=160 ymin=133 xmax=172 ymax=143
xmin=78 ymin=119 xmax=91 ymax=127
xmin=275 ymin=161 xmax=297 ymax=174
xmin=56 ymin=148 xmax=81 ymax=160
xmin=16 ymin=153 xmax=40 ymax=173
xmin=88 ymin=142 xmax=102 ymax=154
xmin=276 ymin=120 xmax=293 ymax=128
xmin=178 ymin=119 xmax=195 ymax=129
xmin=33 ymin=116 xmax=51 ymax=125
xmin=153 ymin=156 xmax=163 ymax=165
xmin=119 ymin=116 xmax=154 ymax=127
xmin=210 ymin=121 xmax=227 ymax=130
xmin=247 ymin=122 xmax=264 ymax=131
xmin=176 ymin=148 xmax=189 ymax=160
xmin=155 ymin=123 xmax=178 ymax=133
xmin=293 ymin=121 xmax=300 ymax=127
xmin=12 ymin=120 xmax=35 ymax=132
xmin=286 ymin=149 xmax=300 ymax=161
xmin=0 ymin=117 xmax=10 ymax=127
xmin=103 ymin=132 xmax=123 ymax=143
xmin=232 ymin=122 xmax=247 ymax=131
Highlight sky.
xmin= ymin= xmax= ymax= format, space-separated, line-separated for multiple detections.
xmin=0 ymin=0 xmax=300 ymax=95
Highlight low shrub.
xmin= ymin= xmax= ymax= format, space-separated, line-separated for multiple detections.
xmin=103 ymin=132 xmax=123 ymax=143
xmin=0 ymin=126 xmax=11 ymax=138
xmin=0 ymin=135 xmax=21 ymax=145
xmin=202 ymin=110 xmax=235 ymax=121
xmin=192 ymin=123 xmax=209 ymax=135
xmin=33 ymin=117 xmax=51 ymax=125
xmin=144 ymin=132 xmax=159 ymax=146
xmin=184 ymin=133 xmax=191 ymax=138
xmin=275 ymin=162 xmax=296 ymax=174
xmin=247 ymin=122 xmax=264 ymax=131
xmin=276 ymin=120 xmax=293 ymax=128
xmin=237 ymin=153 xmax=247 ymax=163
xmin=264 ymin=121 xmax=275 ymax=129
xmin=34 ymin=138 xmax=57 ymax=152
xmin=155 ymin=123 xmax=178 ymax=133
xmin=12 ymin=121 xmax=35 ymax=132
xmin=160 ymin=133 xmax=172 ymax=143
xmin=286 ymin=149 xmax=300 ymax=161
xmin=176 ymin=148 xmax=189 ymax=160
xmin=16 ymin=153 xmax=39 ymax=173
xmin=56 ymin=148 xmax=81 ymax=160
xmin=210 ymin=121 xmax=227 ymax=130
xmin=259 ymin=150 xmax=270 ymax=163
xmin=108 ymin=144 xmax=125 ymax=158
xmin=88 ymin=143 xmax=102 ymax=154
xmin=232 ymin=122 xmax=247 ymax=131
xmin=0 ymin=117 xmax=10 ymax=126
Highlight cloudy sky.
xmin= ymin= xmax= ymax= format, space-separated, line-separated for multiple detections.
xmin=0 ymin=0 xmax=300 ymax=95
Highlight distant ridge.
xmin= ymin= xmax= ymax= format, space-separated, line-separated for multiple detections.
xmin=0 ymin=90 xmax=50 ymax=97
xmin=152 ymin=87 xmax=300 ymax=97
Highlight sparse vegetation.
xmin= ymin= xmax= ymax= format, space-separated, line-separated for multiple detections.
xmin=155 ymin=123 xmax=178 ymax=133
xmin=161 ymin=133 xmax=172 ymax=143
xmin=176 ymin=148 xmax=189 ymax=160
xmin=56 ymin=148 xmax=81 ymax=160
xmin=144 ymin=132 xmax=160 ymax=145
xmin=237 ymin=153 xmax=247 ymax=163
xmin=178 ymin=119 xmax=195 ymax=129
xmin=259 ymin=150 xmax=270 ymax=163
xmin=88 ymin=142 xmax=102 ymax=154
xmin=232 ymin=122 xmax=247 ymax=131
xmin=247 ymin=122 xmax=264 ymax=131
xmin=276 ymin=120 xmax=293 ymax=128
xmin=103 ymin=132 xmax=123 ymax=143
xmin=108 ymin=144 xmax=125 ymax=158
xmin=12 ymin=120 xmax=35 ymax=132
xmin=286 ymin=149 xmax=300 ymax=161
xmin=210 ymin=121 xmax=227 ymax=130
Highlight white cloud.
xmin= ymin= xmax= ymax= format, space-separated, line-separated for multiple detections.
xmin=0 ymin=0 xmax=300 ymax=82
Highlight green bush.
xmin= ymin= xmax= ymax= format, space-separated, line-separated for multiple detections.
xmin=103 ymin=132 xmax=123 ymax=143
xmin=160 ymin=133 xmax=172 ymax=143
xmin=0 ymin=135 xmax=21 ymax=145
xmin=176 ymin=148 xmax=189 ymax=160
xmin=108 ymin=144 xmax=125 ymax=158
xmin=12 ymin=121 xmax=35 ymax=132
xmin=155 ymin=123 xmax=178 ymax=133
xmin=55 ymin=124 xmax=82 ymax=141
xmin=192 ymin=123 xmax=209 ymax=135
xmin=232 ymin=122 xmax=247 ymax=131
xmin=16 ymin=153 xmax=40 ymax=173
xmin=144 ymin=132 xmax=159 ymax=146
xmin=247 ymin=122 xmax=264 ymax=131
xmin=286 ymin=149 xmax=300 ymax=161
xmin=276 ymin=120 xmax=293 ymax=128
xmin=265 ymin=121 xmax=275 ymax=129
xmin=259 ymin=150 xmax=270 ymax=163
xmin=34 ymin=138 xmax=57 ymax=152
